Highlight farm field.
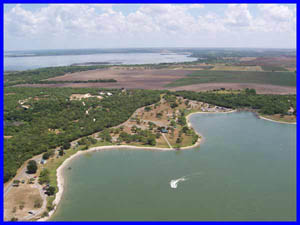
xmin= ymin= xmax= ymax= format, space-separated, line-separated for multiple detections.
xmin=165 ymin=70 xmax=296 ymax=87
xmin=261 ymin=65 xmax=289 ymax=71
xmin=211 ymin=65 xmax=263 ymax=71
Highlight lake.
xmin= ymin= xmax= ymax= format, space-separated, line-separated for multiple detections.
xmin=51 ymin=112 xmax=296 ymax=221
xmin=4 ymin=52 xmax=196 ymax=71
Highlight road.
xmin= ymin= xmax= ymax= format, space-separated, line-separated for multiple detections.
xmin=162 ymin=133 xmax=173 ymax=149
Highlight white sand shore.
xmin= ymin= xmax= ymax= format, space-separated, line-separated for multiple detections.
xmin=38 ymin=109 xmax=236 ymax=221
xmin=259 ymin=115 xmax=296 ymax=125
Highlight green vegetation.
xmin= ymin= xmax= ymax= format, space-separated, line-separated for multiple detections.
xmin=45 ymin=186 xmax=56 ymax=196
xmin=173 ymin=90 xmax=296 ymax=115
xmin=118 ymin=129 xmax=156 ymax=146
xmin=4 ymin=87 xmax=161 ymax=182
xmin=163 ymin=94 xmax=178 ymax=108
xmin=12 ymin=180 xmax=20 ymax=186
xmin=78 ymin=136 xmax=98 ymax=149
xmin=261 ymin=65 xmax=288 ymax=72
xmin=27 ymin=160 xmax=37 ymax=174
xmin=39 ymin=169 xmax=50 ymax=184
xmin=4 ymin=84 xmax=296 ymax=183
xmin=36 ymin=79 xmax=117 ymax=84
xmin=189 ymin=48 xmax=296 ymax=61
xmin=166 ymin=70 xmax=296 ymax=87
xmin=4 ymin=65 xmax=109 ymax=87
xmin=42 ymin=150 xmax=54 ymax=160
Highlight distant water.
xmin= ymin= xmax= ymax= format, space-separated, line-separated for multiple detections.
xmin=4 ymin=51 xmax=196 ymax=71
xmin=51 ymin=112 xmax=296 ymax=221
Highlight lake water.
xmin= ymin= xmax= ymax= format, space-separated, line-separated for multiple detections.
xmin=4 ymin=53 xmax=196 ymax=71
xmin=51 ymin=112 xmax=296 ymax=221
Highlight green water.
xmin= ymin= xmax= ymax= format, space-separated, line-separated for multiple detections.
xmin=51 ymin=112 xmax=296 ymax=221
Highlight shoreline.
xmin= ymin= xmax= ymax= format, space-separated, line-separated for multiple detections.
xmin=40 ymin=109 xmax=237 ymax=221
xmin=39 ymin=110 xmax=212 ymax=221
xmin=38 ymin=145 xmax=201 ymax=221
xmin=258 ymin=115 xmax=296 ymax=125
xmin=33 ymin=109 xmax=294 ymax=221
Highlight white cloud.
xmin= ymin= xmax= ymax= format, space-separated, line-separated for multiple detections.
xmin=188 ymin=4 xmax=204 ymax=9
xmin=224 ymin=4 xmax=252 ymax=27
xmin=252 ymin=4 xmax=296 ymax=32
xmin=258 ymin=4 xmax=294 ymax=21
xmin=4 ymin=4 xmax=296 ymax=50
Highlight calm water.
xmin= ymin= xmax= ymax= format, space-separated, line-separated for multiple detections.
xmin=4 ymin=53 xmax=196 ymax=71
xmin=52 ymin=112 xmax=296 ymax=221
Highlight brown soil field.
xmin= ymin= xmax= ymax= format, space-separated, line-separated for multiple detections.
xmin=168 ymin=83 xmax=296 ymax=95
xmin=211 ymin=65 xmax=262 ymax=71
xmin=18 ymin=67 xmax=296 ymax=94
xmin=239 ymin=57 xmax=257 ymax=61
xmin=45 ymin=68 xmax=190 ymax=89
xmin=20 ymin=81 xmax=296 ymax=95
xmin=4 ymin=184 xmax=42 ymax=221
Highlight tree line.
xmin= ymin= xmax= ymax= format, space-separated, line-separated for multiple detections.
xmin=173 ymin=89 xmax=296 ymax=115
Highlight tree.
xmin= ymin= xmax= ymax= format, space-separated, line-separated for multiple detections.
xmin=170 ymin=120 xmax=176 ymax=127
xmin=46 ymin=186 xmax=56 ymax=196
xmin=131 ymin=125 xmax=138 ymax=133
xmin=170 ymin=102 xmax=178 ymax=108
xmin=147 ymin=137 xmax=156 ymax=146
xmin=39 ymin=169 xmax=50 ymax=184
xmin=145 ymin=106 xmax=152 ymax=112
xmin=99 ymin=130 xmax=112 ymax=142
xmin=156 ymin=132 xmax=161 ymax=139
xmin=176 ymin=137 xmax=182 ymax=144
xmin=62 ymin=142 xmax=71 ymax=150
xmin=42 ymin=212 xmax=49 ymax=218
xmin=181 ymin=126 xmax=189 ymax=134
xmin=178 ymin=116 xmax=186 ymax=126
xmin=59 ymin=149 xmax=64 ymax=156
xmin=27 ymin=160 xmax=37 ymax=174
xmin=10 ymin=217 xmax=18 ymax=221
xmin=245 ymin=88 xmax=256 ymax=95
xmin=42 ymin=152 xmax=50 ymax=160
xmin=13 ymin=179 xmax=20 ymax=186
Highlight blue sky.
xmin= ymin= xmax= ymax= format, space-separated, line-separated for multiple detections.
xmin=4 ymin=4 xmax=296 ymax=50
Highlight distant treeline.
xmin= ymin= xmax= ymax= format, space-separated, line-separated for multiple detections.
xmin=173 ymin=89 xmax=296 ymax=115
xmin=33 ymin=79 xmax=117 ymax=84
xmin=4 ymin=65 xmax=109 ymax=87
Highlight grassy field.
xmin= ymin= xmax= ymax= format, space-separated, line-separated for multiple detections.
xmin=261 ymin=65 xmax=288 ymax=71
xmin=165 ymin=70 xmax=296 ymax=87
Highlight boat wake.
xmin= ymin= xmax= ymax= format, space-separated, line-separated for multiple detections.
xmin=170 ymin=177 xmax=187 ymax=188
xmin=170 ymin=172 xmax=203 ymax=189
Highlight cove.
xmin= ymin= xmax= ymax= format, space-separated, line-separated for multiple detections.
xmin=51 ymin=112 xmax=296 ymax=221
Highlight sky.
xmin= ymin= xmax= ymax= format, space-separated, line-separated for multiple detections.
xmin=4 ymin=4 xmax=297 ymax=51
